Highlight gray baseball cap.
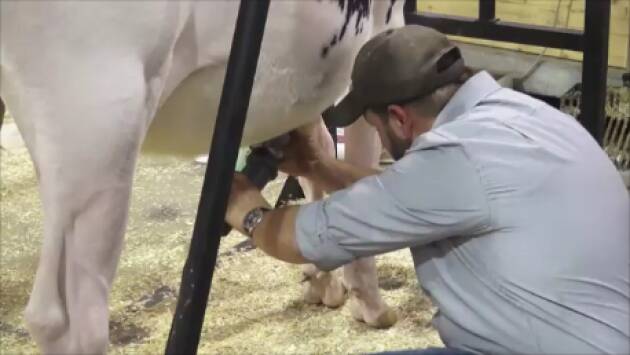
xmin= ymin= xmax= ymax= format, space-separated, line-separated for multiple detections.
xmin=324 ymin=25 xmax=466 ymax=127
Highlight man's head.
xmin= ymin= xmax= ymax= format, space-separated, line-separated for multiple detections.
xmin=324 ymin=25 xmax=471 ymax=159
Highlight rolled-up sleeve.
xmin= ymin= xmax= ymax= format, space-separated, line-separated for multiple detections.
xmin=295 ymin=145 xmax=491 ymax=271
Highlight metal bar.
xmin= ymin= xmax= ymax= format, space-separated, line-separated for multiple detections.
xmin=405 ymin=12 xmax=583 ymax=51
xmin=165 ymin=0 xmax=270 ymax=353
xmin=479 ymin=0 xmax=496 ymax=22
xmin=404 ymin=0 xmax=417 ymax=16
xmin=579 ymin=0 xmax=610 ymax=145
xmin=324 ymin=107 xmax=338 ymax=158
xmin=0 ymin=98 xmax=5 ymax=131
xmin=328 ymin=126 xmax=338 ymax=157
xmin=274 ymin=176 xmax=305 ymax=208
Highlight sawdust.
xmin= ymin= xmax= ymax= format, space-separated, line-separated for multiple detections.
xmin=0 ymin=144 xmax=441 ymax=354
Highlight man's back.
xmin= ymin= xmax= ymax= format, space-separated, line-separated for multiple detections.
xmin=411 ymin=72 xmax=629 ymax=354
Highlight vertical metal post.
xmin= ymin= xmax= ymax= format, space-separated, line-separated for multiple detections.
xmin=0 ymin=98 xmax=5 ymax=130
xmin=404 ymin=0 xmax=417 ymax=22
xmin=580 ymin=0 xmax=610 ymax=145
xmin=328 ymin=125 xmax=338 ymax=157
xmin=479 ymin=0 xmax=496 ymax=22
xmin=165 ymin=1 xmax=270 ymax=353
xmin=322 ymin=106 xmax=338 ymax=157
xmin=274 ymin=176 xmax=305 ymax=208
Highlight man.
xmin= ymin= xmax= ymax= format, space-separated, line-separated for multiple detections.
xmin=224 ymin=25 xmax=629 ymax=354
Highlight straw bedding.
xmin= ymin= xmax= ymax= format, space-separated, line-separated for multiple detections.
xmin=1 ymin=139 xmax=441 ymax=354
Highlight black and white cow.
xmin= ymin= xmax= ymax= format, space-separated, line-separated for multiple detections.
xmin=0 ymin=0 xmax=404 ymax=353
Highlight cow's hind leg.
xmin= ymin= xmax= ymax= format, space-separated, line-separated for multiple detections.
xmin=297 ymin=121 xmax=346 ymax=308
xmin=342 ymin=119 xmax=397 ymax=328
xmin=9 ymin=64 xmax=151 ymax=354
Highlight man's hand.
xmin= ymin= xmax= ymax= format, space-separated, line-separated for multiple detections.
xmin=225 ymin=172 xmax=307 ymax=264
xmin=278 ymin=121 xmax=331 ymax=177
xmin=225 ymin=173 xmax=271 ymax=234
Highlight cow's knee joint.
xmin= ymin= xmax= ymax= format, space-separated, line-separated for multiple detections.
xmin=24 ymin=302 xmax=67 ymax=344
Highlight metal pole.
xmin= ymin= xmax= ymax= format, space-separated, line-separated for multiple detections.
xmin=322 ymin=106 xmax=338 ymax=157
xmin=0 ymin=98 xmax=5 ymax=130
xmin=274 ymin=176 xmax=305 ymax=208
xmin=165 ymin=1 xmax=270 ymax=353
xmin=580 ymin=0 xmax=610 ymax=145
xmin=328 ymin=125 xmax=338 ymax=157
xmin=404 ymin=0 xmax=417 ymax=22
xmin=404 ymin=12 xmax=583 ymax=50
xmin=479 ymin=0 xmax=496 ymax=22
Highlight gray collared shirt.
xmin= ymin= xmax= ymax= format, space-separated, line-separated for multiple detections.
xmin=295 ymin=71 xmax=629 ymax=354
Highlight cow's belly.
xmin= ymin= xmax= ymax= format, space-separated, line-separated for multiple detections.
xmin=143 ymin=1 xmax=361 ymax=156
xmin=143 ymin=60 xmax=342 ymax=156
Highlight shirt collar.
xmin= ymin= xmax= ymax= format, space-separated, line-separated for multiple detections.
xmin=432 ymin=70 xmax=502 ymax=128
xmin=405 ymin=71 xmax=502 ymax=153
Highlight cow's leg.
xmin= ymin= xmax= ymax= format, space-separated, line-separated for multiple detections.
xmin=342 ymin=119 xmax=397 ymax=328
xmin=11 ymin=65 xmax=150 ymax=354
xmin=297 ymin=121 xmax=346 ymax=308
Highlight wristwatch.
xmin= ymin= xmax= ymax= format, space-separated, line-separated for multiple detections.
xmin=242 ymin=206 xmax=270 ymax=237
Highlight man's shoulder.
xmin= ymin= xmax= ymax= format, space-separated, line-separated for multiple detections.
xmin=406 ymin=130 xmax=463 ymax=152
xmin=430 ymin=88 xmax=579 ymax=146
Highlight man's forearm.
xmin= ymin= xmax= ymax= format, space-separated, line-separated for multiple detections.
xmin=226 ymin=150 xmax=380 ymax=265
xmin=251 ymin=205 xmax=307 ymax=264
xmin=304 ymin=155 xmax=380 ymax=193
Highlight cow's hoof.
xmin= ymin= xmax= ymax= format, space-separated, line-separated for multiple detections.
xmin=349 ymin=297 xmax=397 ymax=329
xmin=321 ymin=277 xmax=346 ymax=309
xmin=301 ymin=269 xmax=346 ymax=308
xmin=303 ymin=282 xmax=323 ymax=305
xmin=367 ymin=307 xmax=397 ymax=329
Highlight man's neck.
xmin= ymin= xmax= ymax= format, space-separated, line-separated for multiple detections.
xmin=411 ymin=116 xmax=437 ymax=138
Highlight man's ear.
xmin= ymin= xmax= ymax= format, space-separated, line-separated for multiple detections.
xmin=386 ymin=105 xmax=413 ymax=139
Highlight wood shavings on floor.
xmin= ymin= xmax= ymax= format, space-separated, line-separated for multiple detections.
xmin=1 ymin=145 xmax=442 ymax=354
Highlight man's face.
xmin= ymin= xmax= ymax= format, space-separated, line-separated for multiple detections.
xmin=364 ymin=110 xmax=413 ymax=160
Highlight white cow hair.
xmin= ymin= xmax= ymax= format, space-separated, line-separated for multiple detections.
xmin=0 ymin=0 xmax=406 ymax=353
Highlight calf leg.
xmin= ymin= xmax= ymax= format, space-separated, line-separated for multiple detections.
xmin=6 ymin=63 xmax=151 ymax=354
xmin=342 ymin=119 xmax=397 ymax=328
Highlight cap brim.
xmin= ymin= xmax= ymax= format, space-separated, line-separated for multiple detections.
xmin=322 ymin=91 xmax=365 ymax=128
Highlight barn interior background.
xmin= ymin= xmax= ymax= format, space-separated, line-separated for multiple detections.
xmin=1 ymin=0 xmax=629 ymax=354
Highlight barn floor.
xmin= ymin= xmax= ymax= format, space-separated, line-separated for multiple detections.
xmin=0 ymin=122 xmax=442 ymax=354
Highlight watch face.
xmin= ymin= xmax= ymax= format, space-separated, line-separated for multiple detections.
xmin=244 ymin=208 xmax=266 ymax=236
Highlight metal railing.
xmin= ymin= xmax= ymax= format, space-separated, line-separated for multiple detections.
xmin=404 ymin=0 xmax=611 ymax=145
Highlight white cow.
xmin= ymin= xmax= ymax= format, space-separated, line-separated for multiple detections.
xmin=0 ymin=0 xmax=404 ymax=353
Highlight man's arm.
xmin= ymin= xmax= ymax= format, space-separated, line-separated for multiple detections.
xmin=225 ymin=149 xmax=376 ymax=264
xmin=227 ymin=145 xmax=491 ymax=272
xmin=250 ymin=205 xmax=303 ymax=262
xmin=277 ymin=122 xmax=380 ymax=193
xmin=302 ymin=154 xmax=380 ymax=193
xmin=224 ymin=174 xmax=306 ymax=263
xmin=248 ymin=154 xmax=379 ymax=262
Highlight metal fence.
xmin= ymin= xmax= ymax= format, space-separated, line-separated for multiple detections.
xmin=404 ymin=0 xmax=612 ymax=145
xmin=561 ymin=83 xmax=630 ymax=171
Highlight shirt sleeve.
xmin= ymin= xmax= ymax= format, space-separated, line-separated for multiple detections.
xmin=294 ymin=144 xmax=492 ymax=271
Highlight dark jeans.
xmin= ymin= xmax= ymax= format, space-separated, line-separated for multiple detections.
xmin=371 ymin=347 xmax=473 ymax=355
